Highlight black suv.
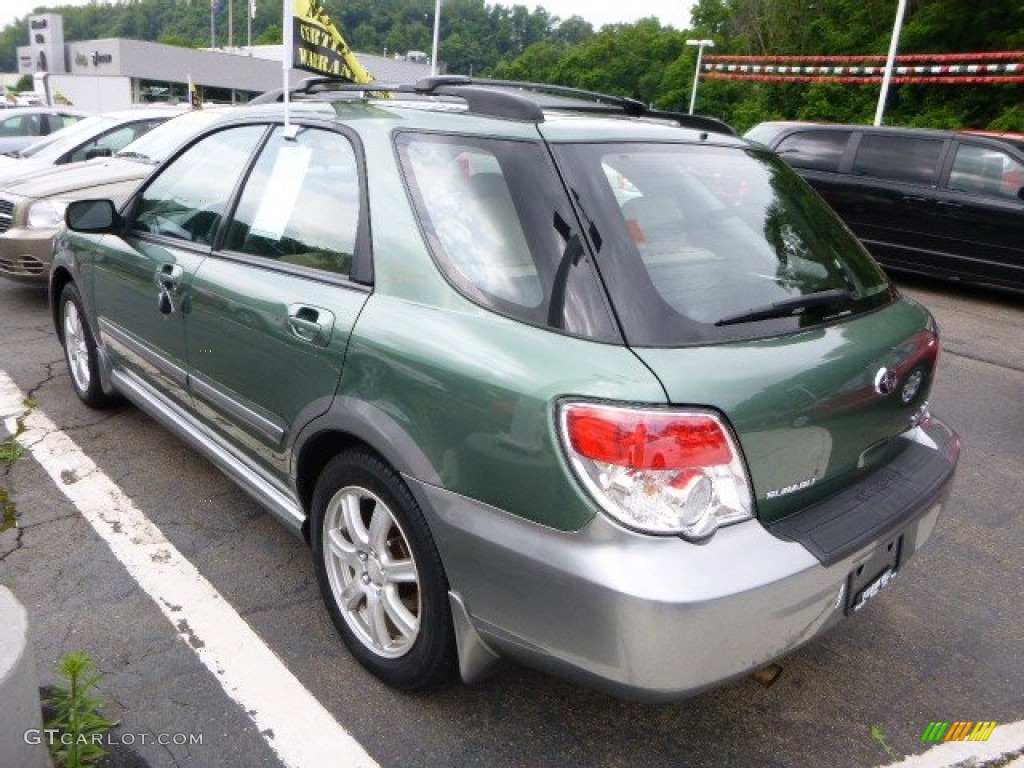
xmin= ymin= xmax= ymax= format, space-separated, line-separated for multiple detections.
xmin=746 ymin=122 xmax=1024 ymax=293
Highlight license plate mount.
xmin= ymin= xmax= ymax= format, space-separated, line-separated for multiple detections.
xmin=846 ymin=534 xmax=903 ymax=614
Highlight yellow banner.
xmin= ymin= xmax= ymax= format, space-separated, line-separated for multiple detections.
xmin=292 ymin=0 xmax=374 ymax=84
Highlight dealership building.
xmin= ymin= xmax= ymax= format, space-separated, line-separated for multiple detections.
xmin=12 ymin=13 xmax=434 ymax=112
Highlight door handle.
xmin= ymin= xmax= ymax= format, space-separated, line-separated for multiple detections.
xmin=155 ymin=263 xmax=184 ymax=293
xmin=902 ymin=195 xmax=928 ymax=203
xmin=936 ymin=200 xmax=962 ymax=208
xmin=287 ymin=304 xmax=335 ymax=346
xmin=155 ymin=263 xmax=184 ymax=315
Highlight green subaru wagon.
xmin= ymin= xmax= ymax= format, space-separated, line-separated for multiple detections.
xmin=51 ymin=78 xmax=960 ymax=701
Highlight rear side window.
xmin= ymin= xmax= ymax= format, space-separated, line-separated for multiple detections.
xmin=396 ymin=132 xmax=617 ymax=341
xmin=403 ymin=139 xmax=540 ymax=306
xmin=553 ymin=142 xmax=892 ymax=346
xmin=774 ymin=130 xmax=848 ymax=172
xmin=949 ymin=144 xmax=1024 ymax=200
xmin=852 ymin=134 xmax=944 ymax=186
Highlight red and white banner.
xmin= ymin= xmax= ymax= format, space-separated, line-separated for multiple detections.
xmin=702 ymin=52 xmax=1024 ymax=84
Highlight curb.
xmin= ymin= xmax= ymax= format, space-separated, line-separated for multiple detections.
xmin=0 ymin=585 xmax=50 ymax=768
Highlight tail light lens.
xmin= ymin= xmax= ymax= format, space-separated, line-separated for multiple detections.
xmin=559 ymin=402 xmax=754 ymax=540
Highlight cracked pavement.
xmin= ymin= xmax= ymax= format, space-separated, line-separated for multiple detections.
xmin=0 ymin=275 xmax=1021 ymax=768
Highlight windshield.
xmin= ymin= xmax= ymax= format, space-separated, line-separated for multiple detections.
xmin=17 ymin=115 xmax=116 ymax=159
xmin=553 ymin=142 xmax=893 ymax=346
xmin=116 ymin=109 xmax=225 ymax=163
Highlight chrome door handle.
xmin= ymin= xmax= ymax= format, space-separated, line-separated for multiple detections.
xmin=288 ymin=315 xmax=322 ymax=341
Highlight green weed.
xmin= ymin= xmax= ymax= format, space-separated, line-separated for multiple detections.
xmin=43 ymin=651 xmax=117 ymax=768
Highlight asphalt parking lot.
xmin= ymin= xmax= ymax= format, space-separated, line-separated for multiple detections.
xmin=0 ymin=274 xmax=1021 ymax=768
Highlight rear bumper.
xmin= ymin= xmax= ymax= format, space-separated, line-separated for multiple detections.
xmin=410 ymin=416 xmax=959 ymax=701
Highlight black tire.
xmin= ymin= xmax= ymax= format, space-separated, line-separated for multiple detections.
xmin=311 ymin=450 xmax=457 ymax=690
xmin=58 ymin=283 xmax=117 ymax=409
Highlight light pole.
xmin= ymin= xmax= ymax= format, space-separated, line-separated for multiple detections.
xmin=874 ymin=0 xmax=908 ymax=126
xmin=686 ymin=38 xmax=714 ymax=115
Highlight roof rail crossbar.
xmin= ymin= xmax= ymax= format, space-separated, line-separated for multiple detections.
xmin=250 ymin=75 xmax=735 ymax=134
xmin=429 ymin=85 xmax=544 ymax=121
xmin=413 ymin=77 xmax=735 ymax=134
xmin=642 ymin=110 xmax=736 ymax=135
xmin=249 ymin=77 xmax=416 ymax=104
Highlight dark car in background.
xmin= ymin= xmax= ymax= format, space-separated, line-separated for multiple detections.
xmin=745 ymin=121 xmax=1024 ymax=293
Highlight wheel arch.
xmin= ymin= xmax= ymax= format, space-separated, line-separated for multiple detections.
xmin=293 ymin=395 xmax=443 ymax=544
xmin=49 ymin=266 xmax=75 ymax=341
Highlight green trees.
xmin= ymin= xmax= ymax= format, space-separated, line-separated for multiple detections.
xmin=494 ymin=18 xmax=683 ymax=105
xmin=1 ymin=0 xmax=1020 ymax=130
xmin=501 ymin=0 xmax=1024 ymax=130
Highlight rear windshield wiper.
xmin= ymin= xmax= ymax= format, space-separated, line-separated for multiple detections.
xmin=715 ymin=288 xmax=852 ymax=327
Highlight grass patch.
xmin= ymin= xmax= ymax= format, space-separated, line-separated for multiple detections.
xmin=0 ymin=486 xmax=15 ymax=533
xmin=870 ymin=724 xmax=900 ymax=762
xmin=0 ymin=434 xmax=24 ymax=463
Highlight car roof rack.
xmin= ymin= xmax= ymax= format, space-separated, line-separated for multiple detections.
xmin=250 ymin=75 xmax=735 ymax=135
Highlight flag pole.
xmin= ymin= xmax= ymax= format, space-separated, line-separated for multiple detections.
xmin=228 ymin=0 xmax=234 ymax=49
xmin=430 ymin=0 xmax=441 ymax=76
xmin=247 ymin=0 xmax=253 ymax=55
xmin=283 ymin=0 xmax=292 ymax=135
xmin=210 ymin=0 xmax=215 ymax=48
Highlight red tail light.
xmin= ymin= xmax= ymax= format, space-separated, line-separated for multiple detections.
xmin=566 ymin=406 xmax=732 ymax=469
xmin=559 ymin=402 xmax=754 ymax=539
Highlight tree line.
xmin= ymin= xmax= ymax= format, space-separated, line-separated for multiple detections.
xmin=2 ymin=0 xmax=1021 ymax=131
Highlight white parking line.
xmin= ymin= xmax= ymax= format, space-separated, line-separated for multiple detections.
xmin=879 ymin=720 xmax=1024 ymax=767
xmin=0 ymin=370 xmax=379 ymax=768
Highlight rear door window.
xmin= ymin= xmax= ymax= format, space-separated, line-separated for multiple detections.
xmin=223 ymin=126 xmax=362 ymax=276
xmin=54 ymin=113 xmax=83 ymax=131
xmin=774 ymin=130 xmax=849 ymax=172
xmin=851 ymin=134 xmax=944 ymax=186
xmin=949 ymin=143 xmax=1024 ymax=200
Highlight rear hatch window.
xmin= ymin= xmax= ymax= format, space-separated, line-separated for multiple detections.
xmin=552 ymin=142 xmax=893 ymax=346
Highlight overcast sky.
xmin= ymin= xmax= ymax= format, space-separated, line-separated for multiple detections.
xmin=1 ymin=1 xmax=695 ymax=40
xmin=534 ymin=1 xmax=692 ymax=29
